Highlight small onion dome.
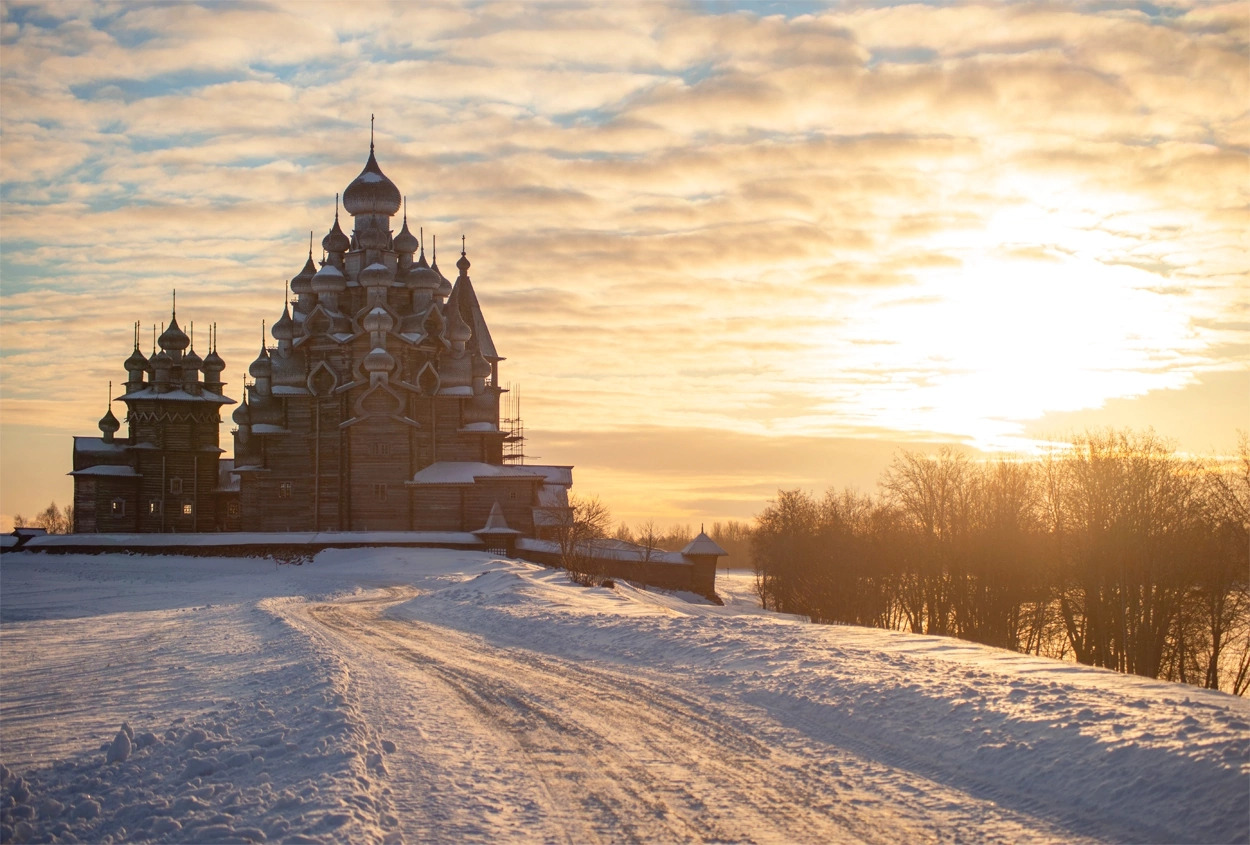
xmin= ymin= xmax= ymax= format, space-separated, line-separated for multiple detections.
xmin=152 ymin=349 xmax=173 ymax=377
xmin=447 ymin=301 xmax=471 ymax=343
xmin=322 ymin=216 xmax=350 ymax=254
xmin=471 ymin=351 xmax=491 ymax=380
xmin=183 ymin=346 xmax=203 ymax=372
xmin=272 ymin=306 xmax=295 ymax=341
xmin=437 ymin=276 xmax=453 ymax=298
xmin=359 ymin=262 xmax=392 ymax=288
xmin=248 ymin=345 xmax=272 ymax=379
xmin=363 ymin=306 xmax=394 ymax=334
xmin=202 ymin=348 xmax=225 ymax=376
xmin=362 ymin=346 xmax=395 ymax=374
xmin=408 ymin=246 xmax=440 ymax=289
xmin=456 ymin=250 xmax=470 ymax=276
xmin=125 ymin=345 xmax=149 ymax=375
xmin=232 ymin=397 xmax=251 ymax=426
xmin=342 ymin=148 xmax=402 ymax=217
xmin=408 ymin=263 xmax=441 ymax=290
xmin=291 ymin=254 xmax=318 ymax=294
xmin=312 ymin=261 xmax=347 ymax=293
xmin=158 ymin=316 xmax=190 ymax=352
xmin=98 ymin=406 xmax=120 ymax=437
xmin=394 ymin=218 xmax=418 ymax=254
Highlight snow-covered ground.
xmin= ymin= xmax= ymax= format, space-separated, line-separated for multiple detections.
xmin=1 ymin=549 xmax=1246 ymax=844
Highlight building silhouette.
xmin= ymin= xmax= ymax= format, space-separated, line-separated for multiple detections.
xmin=73 ymin=140 xmax=572 ymax=538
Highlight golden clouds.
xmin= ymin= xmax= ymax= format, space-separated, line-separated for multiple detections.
xmin=0 ymin=0 xmax=1246 ymax=527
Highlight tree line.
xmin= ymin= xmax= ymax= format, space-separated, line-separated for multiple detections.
xmin=11 ymin=502 xmax=73 ymax=534
xmin=750 ymin=430 xmax=1250 ymax=695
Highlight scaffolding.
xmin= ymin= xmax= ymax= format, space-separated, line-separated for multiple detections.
xmin=501 ymin=383 xmax=526 ymax=464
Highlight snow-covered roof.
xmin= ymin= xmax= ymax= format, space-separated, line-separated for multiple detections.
xmin=408 ymin=462 xmax=545 ymax=486
xmin=68 ymin=465 xmax=140 ymax=477
xmin=436 ymin=385 xmax=473 ymax=397
xmin=514 ymin=537 xmax=687 ymax=565
xmin=250 ymin=424 xmax=291 ymax=435
xmin=22 ymin=531 xmax=484 ymax=549
xmin=536 ymin=485 xmax=569 ymax=509
xmin=528 ymin=465 xmax=574 ymax=486
xmin=681 ymin=532 xmax=729 ymax=557
xmin=73 ymin=437 xmax=126 ymax=454
xmin=459 ymin=422 xmax=501 ymax=433
xmin=118 ymin=387 xmax=235 ymax=405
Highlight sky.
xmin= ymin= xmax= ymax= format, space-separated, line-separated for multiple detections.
xmin=0 ymin=0 xmax=1247 ymax=531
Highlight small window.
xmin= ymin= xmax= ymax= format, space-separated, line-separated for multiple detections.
xmin=182 ymin=503 xmax=193 ymax=516
xmin=227 ymin=501 xmax=240 ymax=517
xmin=371 ymin=442 xmax=390 ymax=457
xmin=169 ymin=477 xmax=183 ymax=495
xmin=373 ymin=483 xmax=387 ymax=502
xmin=279 ymin=482 xmax=293 ymax=499
xmin=111 ymin=498 xmax=126 ymax=516
xmin=148 ymin=500 xmax=160 ymax=515
xmin=509 ymin=491 xmax=517 ymax=500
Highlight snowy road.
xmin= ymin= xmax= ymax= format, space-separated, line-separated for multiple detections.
xmin=2 ymin=549 xmax=1247 ymax=844
xmin=286 ymin=586 xmax=1052 ymax=844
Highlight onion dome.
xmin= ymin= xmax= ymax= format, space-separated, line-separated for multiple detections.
xmin=232 ymin=396 xmax=251 ymax=426
xmin=183 ymin=346 xmax=203 ymax=372
xmin=363 ymin=346 xmax=395 ymax=374
xmin=437 ymin=276 xmax=453 ymax=298
xmin=471 ymin=351 xmax=491 ymax=380
xmin=249 ymin=345 xmax=272 ymax=379
xmin=447 ymin=300 xmax=471 ymax=344
xmin=158 ymin=316 xmax=190 ymax=352
xmin=272 ymin=305 xmax=295 ymax=342
xmin=202 ymin=347 xmax=225 ymax=376
xmin=363 ymin=306 xmax=394 ymax=334
xmin=359 ymin=262 xmax=392 ymax=288
xmin=152 ymin=349 xmax=172 ymax=380
xmin=342 ymin=144 xmax=402 ymax=218
xmin=408 ymin=248 xmax=441 ymax=289
xmin=291 ymin=253 xmax=318 ymax=295
xmin=456 ymin=245 xmax=471 ymax=277
xmin=312 ymin=261 xmax=347 ymax=294
xmin=125 ymin=344 xmax=149 ymax=376
xmin=394 ymin=216 xmax=418 ymax=255
xmin=98 ymin=407 xmax=120 ymax=435
xmin=322 ymin=213 xmax=350 ymax=254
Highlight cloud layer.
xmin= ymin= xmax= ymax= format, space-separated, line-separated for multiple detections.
xmin=2 ymin=0 xmax=1246 ymax=526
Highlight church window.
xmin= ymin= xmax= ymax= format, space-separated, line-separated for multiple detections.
xmin=279 ymin=482 xmax=293 ymax=499
xmin=148 ymin=500 xmax=160 ymax=515
xmin=374 ymin=483 xmax=388 ymax=502
xmin=227 ymin=501 xmax=241 ymax=517
xmin=371 ymin=442 xmax=390 ymax=457
xmin=111 ymin=498 xmax=126 ymax=516
xmin=182 ymin=503 xmax=193 ymax=516
xmin=169 ymin=477 xmax=183 ymax=495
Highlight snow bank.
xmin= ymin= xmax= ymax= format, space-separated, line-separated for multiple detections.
xmin=1 ymin=550 xmax=1246 ymax=844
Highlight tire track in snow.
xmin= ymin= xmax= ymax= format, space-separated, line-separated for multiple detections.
xmin=293 ymin=588 xmax=881 ymax=844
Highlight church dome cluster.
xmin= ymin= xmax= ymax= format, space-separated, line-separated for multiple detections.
xmin=70 ymin=128 xmax=573 ymax=546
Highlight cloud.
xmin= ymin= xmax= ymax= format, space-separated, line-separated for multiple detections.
xmin=0 ymin=0 xmax=1246 ymax=528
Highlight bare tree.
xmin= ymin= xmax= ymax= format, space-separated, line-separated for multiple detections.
xmin=637 ymin=519 xmax=661 ymax=562
xmin=553 ymin=494 xmax=613 ymax=586
xmin=13 ymin=502 xmax=73 ymax=534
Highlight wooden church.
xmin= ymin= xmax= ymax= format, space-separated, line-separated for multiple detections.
xmin=72 ymin=138 xmax=573 ymax=538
